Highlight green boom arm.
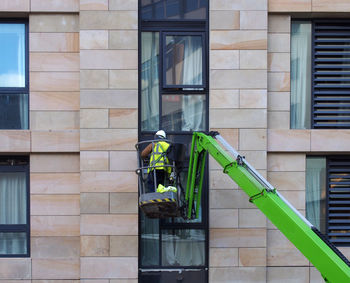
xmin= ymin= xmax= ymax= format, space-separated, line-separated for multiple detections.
xmin=185 ymin=132 xmax=350 ymax=283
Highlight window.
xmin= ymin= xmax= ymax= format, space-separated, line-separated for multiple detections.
xmin=306 ymin=157 xmax=326 ymax=233
xmin=163 ymin=33 xmax=205 ymax=88
xmin=140 ymin=3 xmax=208 ymax=133
xmin=139 ymin=0 xmax=208 ymax=281
xmin=306 ymin=156 xmax=350 ymax=246
xmin=291 ymin=19 xmax=350 ymax=129
xmin=0 ymin=157 xmax=30 ymax=257
xmin=0 ymin=20 xmax=29 ymax=129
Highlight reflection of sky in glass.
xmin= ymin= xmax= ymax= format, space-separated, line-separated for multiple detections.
xmin=0 ymin=24 xmax=25 ymax=87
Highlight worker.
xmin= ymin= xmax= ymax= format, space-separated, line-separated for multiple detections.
xmin=141 ymin=130 xmax=171 ymax=193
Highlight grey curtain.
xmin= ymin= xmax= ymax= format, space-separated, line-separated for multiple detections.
xmin=162 ymin=229 xmax=205 ymax=266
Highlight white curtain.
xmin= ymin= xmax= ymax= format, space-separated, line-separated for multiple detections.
xmin=291 ymin=22 xmax=312 ymax=129
xmin=141 ymin=32 xmax=160 ymax=131
xmin=0 ymin=172 xmax=27 ymax=254
xmin=140 ymin=213 xmax=160 ymax=266
xmin=306 ymin=157 xmax=326 ymax=233
xmin=162 ymin=229 xmax=205 ymax=266
xmin=182 ymin=36 xmax=204 ymax=131
xmin=182 ymin=95 xmax=205 ymax=131
xmin=0 ymin=24 xmax=25 ymax=87
xmin=182 ymin=36 xmax=202 ymax=86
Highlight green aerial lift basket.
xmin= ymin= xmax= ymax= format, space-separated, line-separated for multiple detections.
xmin=135 ymin=140 xmax=186 ymax=219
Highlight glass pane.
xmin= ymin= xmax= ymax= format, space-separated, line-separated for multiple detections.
xmin=306 ymin=157 xmax=326 ymax=234
xmin=161 ymin=229 xmax=205 ymax=266
xmin=163 ymin=168 xmax=203 ymax=223
xmin=165 ymin=35 xmax=203 ymax=86
xmin=0 ymin=24 xmax=26 ymax=88
xmin=0 ymin=232 xmax=27 ymax=255
xmin=141 ymin=32 xmax=160 ymax=131
xmin=162 ymin=95 xmax=206 ymax=131
xmin=291 ymin=22 xmax=312 ymax=129
xmin=0 ymin=172 xmax=27 ymax=224
xmin=141 ymin=0 xmax=207 ymax=20
xmin=140 ymin=212 xmax=160 ymax=266
xmin=166 ymin=0 xmax=180 ymax=18
xmin=0 ymin=93 xmax=29 ymax=129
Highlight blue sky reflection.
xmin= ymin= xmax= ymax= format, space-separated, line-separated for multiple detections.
xmin=0 ymin=24 xmax=25 ymax=87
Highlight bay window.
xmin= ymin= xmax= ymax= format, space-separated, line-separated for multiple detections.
xmin=139 ymin=0 xmax=209 ymax=281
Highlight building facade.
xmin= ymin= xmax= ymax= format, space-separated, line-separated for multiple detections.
xmin=0 ymin=0 xmax=349 ymax=282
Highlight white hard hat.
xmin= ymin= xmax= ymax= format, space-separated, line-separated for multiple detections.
xmin=155 ymin=130 xmax=166 ymax=139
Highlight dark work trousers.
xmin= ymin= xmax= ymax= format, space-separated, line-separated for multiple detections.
xmin=146 ymin=170 xmax=166 ymax=193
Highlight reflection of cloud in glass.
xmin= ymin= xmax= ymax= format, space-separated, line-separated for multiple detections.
xmin=0 ymin=23 xmax=26 ymax=88
xmin=0 ymin=73 xmax=25 ymax=87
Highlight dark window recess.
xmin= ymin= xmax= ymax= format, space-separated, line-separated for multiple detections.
xmin=0 ymin=94 xmax=29 ymax=129
xmin=312 ymin=20 xmax=350 ymax=129
xmin=327 ymin=157 xmax=350 ymax=246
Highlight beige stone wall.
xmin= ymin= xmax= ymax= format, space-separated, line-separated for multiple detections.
xmin=30 ymin=13 xmax=80 ymax=153
xmin=79 ymin=0 xmax=138 ymax=281
xmin=266 ymin=153 xmax=311 ymax=281
xmin=267 ymin=15 xmax=290 ymax=130
xmin=0 ymin=2 xmax=81 ymax=282
xmin=30 ymin=10 xmax=80 ymax=282
xmin=209 ymin=0 xmax=268 ymax=282
xmin=269 ymin=0 xmax=350 ymax=12
xmin=31 ymin=153 xmax=80 ymax=280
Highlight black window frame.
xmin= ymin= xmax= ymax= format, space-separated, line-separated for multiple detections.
xmin=138 ymin=0 xmax=209 ymax=277
xmin=0 ymin=18 xmax=29 ymax=129
xmin=139 ymin=20 xmax=209 ymax=136
xmin=291 ymin=18 xmax=350 ymax=129
xmin=0 ymin=156 xmax=30 ymax=258
xmin=162 ymin=31 xmax=206 ymax=89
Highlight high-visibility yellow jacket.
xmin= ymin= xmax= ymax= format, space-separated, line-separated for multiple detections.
xmin=148 ymin=141 xmax=171 ymax=173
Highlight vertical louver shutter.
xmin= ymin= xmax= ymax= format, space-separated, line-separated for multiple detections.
xmin=327 ymin=157 xmax=350 ymax=246
xmin=313 ymin=20 xmax=350 ymax=128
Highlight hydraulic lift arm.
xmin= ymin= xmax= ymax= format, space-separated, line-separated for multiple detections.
xmin=185 ymin=131 xmax=350 ymax=283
